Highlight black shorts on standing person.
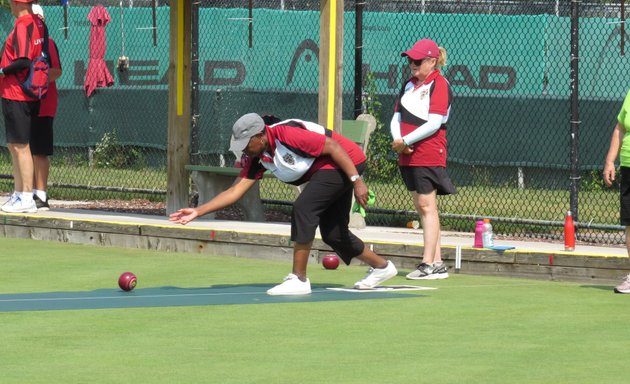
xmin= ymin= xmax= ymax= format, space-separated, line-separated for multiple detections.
xmin=30 ymin=116 xmax=54 ymax=156
xmin=618 ymin=167 xmax=630 ymax=226
xmin=2 ymin=98 xmax=39 ymax=144
xmin=399 ymin=166 xmax=456 ymax=196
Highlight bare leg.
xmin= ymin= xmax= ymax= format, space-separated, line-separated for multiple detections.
xmin=33 ymin=155 xmax=49 ymax=192
xmin=354 ymin=245 xmax=388 ymax=269
xmin=292 ymin=242 xmax=312 ymax=281
xmin=8 ymin=143 xmax=33 ymax=193
xmin=9 ymin=145 xmax=23 ymax=192
xmin=434 ymin=227 xmax=443 ymax=263
xmin=413 ymin=190 xmax=440 ymax=265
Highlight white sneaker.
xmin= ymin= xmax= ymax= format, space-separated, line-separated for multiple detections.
xmin=267 ymin=273 xmax=312 ymax=296
xmin=2 ymin=193 xmax=18 ymax=209
xmin=354 ymin=260 xmax=398 ymax=289
xmin=1 ymin=197 xmax=37 ymax=213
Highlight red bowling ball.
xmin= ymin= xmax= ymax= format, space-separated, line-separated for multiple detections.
xmin=118 ymin=272 xmax=137 ymax=292
xmin=322 ymin=254 xmax=340 ymax=270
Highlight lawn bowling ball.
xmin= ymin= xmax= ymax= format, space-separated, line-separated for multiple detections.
xmin=322 ymin=254 xmax=340 ymax=270
xmin=118 ymin=272 xmax=137 ymax=291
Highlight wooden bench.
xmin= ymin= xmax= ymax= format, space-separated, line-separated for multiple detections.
xmin=187 ymin=116 xmax=377 ymax=223
xmin=186 ymin=165 xmax=272 ymax=222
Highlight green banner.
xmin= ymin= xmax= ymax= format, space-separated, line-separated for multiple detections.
xmin=0 ymin=7 xmax=622 ymax=98
xmin=0 ymin=7 xmax=627 ymax=169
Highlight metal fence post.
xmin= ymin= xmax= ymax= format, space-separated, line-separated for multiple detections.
xmin=569 ymin=0 xmax=580 ymax=222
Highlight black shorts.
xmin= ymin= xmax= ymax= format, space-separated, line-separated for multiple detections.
xmin=2 ymin=98 xmax=40 ymax=144
xmin=620 ymin=167 xmax=630 ymax=225
xmin=399 ymin=166 xmax=457 ymax=195
xmin=30 ymin=115 xmax=54 ymax=156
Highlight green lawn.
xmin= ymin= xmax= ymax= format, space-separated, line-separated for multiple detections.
xmin=1 ymin=237 xmax=628 ymax=383
xmin=0 ymin=160 xmax=619 ymax=223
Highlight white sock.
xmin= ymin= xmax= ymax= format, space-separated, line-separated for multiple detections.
xmin=33 ymin=189 xmax=47 ymax=201
xmin=21 ymin=192 xmax=33 ymax=203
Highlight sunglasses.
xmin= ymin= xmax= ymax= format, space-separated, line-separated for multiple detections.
xmin=408 ymin=58 xmax=431 ymax=66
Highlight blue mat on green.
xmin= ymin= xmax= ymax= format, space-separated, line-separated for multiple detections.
xmin=0 ymin=285 xmax=426 ymax=312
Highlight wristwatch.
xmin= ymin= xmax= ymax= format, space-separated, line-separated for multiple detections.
xmin=350 ymin=175 xmax=362 ymax=183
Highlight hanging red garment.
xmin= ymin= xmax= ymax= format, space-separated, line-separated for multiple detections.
xmin=84 ymin=5 xmax=114 ymax=97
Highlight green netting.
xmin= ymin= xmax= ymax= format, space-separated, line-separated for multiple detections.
xmin=0 ymin=0 xmax=627 ymax=243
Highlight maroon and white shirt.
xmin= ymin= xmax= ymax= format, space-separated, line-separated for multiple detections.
xmin=394 ymin=70 xmax=452 ymax=167
xmin=239 ymin=119 xmax=366 ymax=185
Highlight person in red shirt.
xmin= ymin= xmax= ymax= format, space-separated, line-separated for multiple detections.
xmin=390 ymin=38 xmax=456 ymax=280
xmin=170 ymin=113 xmax=398 ymax=295
xmin=29 ymin=4 xmax=62 ymax=211
xmin=0 ymin=0 xmax=47 ymax=213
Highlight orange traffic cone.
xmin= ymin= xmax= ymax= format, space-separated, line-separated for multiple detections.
xmin=564 ymin=210 xmax=575 ymax=251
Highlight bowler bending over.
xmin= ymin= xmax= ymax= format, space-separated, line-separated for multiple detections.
xmin=169 ymin=113 xmax=398 ymax=295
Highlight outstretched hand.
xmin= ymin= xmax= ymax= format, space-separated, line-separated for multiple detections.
xmin=169 ymin=208 xmax=199 ymax=225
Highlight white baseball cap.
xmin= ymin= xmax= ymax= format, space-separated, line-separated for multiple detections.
xmin=32 ymin=4 xmax=44 ymax=19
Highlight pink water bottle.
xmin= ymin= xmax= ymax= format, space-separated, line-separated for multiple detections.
xmin=474 ymin=220 xmax=484 ymax=248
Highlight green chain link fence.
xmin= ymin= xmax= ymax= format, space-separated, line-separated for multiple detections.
xmin=0 ymin=0 xmax=628 ymax=244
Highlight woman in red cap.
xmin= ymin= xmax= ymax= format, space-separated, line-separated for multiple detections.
xmin=390 ymin=38 xmax=456 ymax=280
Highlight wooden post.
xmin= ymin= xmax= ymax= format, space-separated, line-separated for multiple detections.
xmin=166 ymin=0 xmax=192 ymax=215
xmin=318 ymin=0 xmax=344 ymax=132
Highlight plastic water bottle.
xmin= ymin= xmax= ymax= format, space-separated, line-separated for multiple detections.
xmin=474 ymin=220 xmax=484 ymax=248
xmin=482 ymin=218 xmax=494 ymax=248
xmin=564 ymin=210 xmax=575 ymax=251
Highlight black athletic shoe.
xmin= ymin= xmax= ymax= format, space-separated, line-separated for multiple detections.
xmin=34 ymin=195 xmax=50 ymax=211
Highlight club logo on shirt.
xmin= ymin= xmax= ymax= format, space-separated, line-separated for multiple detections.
xmin=419 ymin=89 xmax=429 ymax=100
xmin=283 ymin=153 xmax=295 ymax=165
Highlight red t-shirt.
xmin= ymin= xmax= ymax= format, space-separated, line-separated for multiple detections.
xmin=394 ymin=70 xmax=452 ymax=167
xmin=239 ymin=120 xmax=366 ymax=185
xmin=0 ymin=14 xmax=46 ymax=101
xmin=39 ymin=38 xmax=61 ymax=117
